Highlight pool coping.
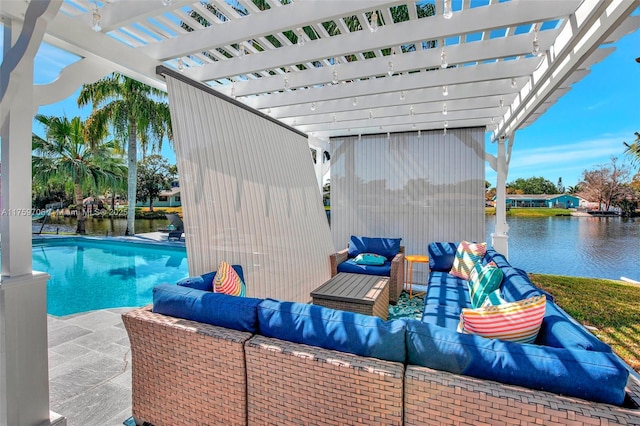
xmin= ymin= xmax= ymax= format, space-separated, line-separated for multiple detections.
xmin=33 ymin=232 xmax=187 ymax=250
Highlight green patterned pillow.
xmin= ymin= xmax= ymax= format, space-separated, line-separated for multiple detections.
xmin=449 ymin=241 xmax=487 ymax=280
xmin=468 ymin=261 xmax=503 ymax=308
xmin=481 ymin=289 xmax=507 ymax=307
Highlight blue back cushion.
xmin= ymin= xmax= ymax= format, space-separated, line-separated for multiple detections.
xmin=405 ymin=319 xmax=628 ymax=406
xmin=347 ymin=236 xmax=402 ymax=260
xmin=483 ymin=249 xmax=510 ymax=269
xmin=177 ymin=265 xmax=244 ymax=292
xmin=537 ymin=301 xmax=612 ymax=352
xmin=337 ymin=259 xmax=391 ymax=277
xmin=499 ymin=267 xmax=546 ymax=302
xmin=427 ymin=242 xmax=458 ymax=271
xmin=176 ymin=275 xmax=210 ymax=291
xmin=257 ymin=299 xmax=406 ymax=363
xmin=153 ymin=284 xmax=261 ymax=333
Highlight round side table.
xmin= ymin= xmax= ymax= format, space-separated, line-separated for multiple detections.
xmin=404 ymin=254 xmax=429 ymax=299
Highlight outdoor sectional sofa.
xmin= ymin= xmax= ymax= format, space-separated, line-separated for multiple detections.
xmin=123 ymin=249 xmax=640 ymax=426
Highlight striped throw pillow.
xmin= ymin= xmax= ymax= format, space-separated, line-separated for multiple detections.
xmin=213 ymin=261 xmax=246 ymax=297
xmin=458 ymin=295 xmax=546 ymax=343
xmin=449 ymin=241 xmax=487 ymax=280
xmin=481 ymin=289 xmax=507 ymax=307
xmin=468 ymin=261 xmax=503 ymax=308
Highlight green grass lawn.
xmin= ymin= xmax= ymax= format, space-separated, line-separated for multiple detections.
xmin=530 ymin=274 xmax=640 ymax=372
xmin=485 ymin=207 xmax=573 ymax=217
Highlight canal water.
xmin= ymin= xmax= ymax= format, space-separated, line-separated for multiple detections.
xmin=33 ymin=216 xmax=170 ymax=236
xmin=35 ymin=215 xmax=639 ymax=281
xmin=486 ymin=215 xmax=640 ymax=281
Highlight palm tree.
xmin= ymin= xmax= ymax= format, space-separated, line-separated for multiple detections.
xmin=32 ymin=114 xmax=127 ymax=234
xmin=78 ymin=73 xmax=172 ymax=235
xmin=623 ymin=132 xmax=640 ymax=168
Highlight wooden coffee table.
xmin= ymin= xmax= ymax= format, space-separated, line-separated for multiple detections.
xmin=311 ymin=273 xmax=389 ymax=319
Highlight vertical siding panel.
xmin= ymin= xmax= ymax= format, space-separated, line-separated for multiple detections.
xmin=331 ymin=128 xmax=485 ymax=277
xmin=165 ymin=77 xmax=334 ymax=302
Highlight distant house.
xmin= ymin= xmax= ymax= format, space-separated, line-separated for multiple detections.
xmin=136 ymin=180 xmax=181 ymax=208
xmin=504 ymin=194 xmax=580 ymax=208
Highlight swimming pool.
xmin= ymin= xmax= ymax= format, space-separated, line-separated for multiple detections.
xmin=32 ymin=238 xmax=188 ymax=316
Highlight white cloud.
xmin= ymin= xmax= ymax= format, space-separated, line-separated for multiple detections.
xmin=486 ymin=133 xmax=635 ymax=186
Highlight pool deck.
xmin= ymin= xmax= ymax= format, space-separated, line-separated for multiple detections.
xmin=36 ymin=230 xmax=186 ymax=247
xmin=46 ymin=232 xmax=183 ymax=426
xmin=48 ymin=308 xmax=134 ymax=426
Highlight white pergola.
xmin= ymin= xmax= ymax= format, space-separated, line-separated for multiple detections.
xmin=1 ymin=0 xmax=639 ymax=424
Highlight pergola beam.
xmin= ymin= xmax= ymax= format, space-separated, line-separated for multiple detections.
xmin=0 ymin=1 xmax=166 ymax=90
xmin=265 ymin=78 xmax=523 ymax=119
xmin=142 ymin=0 xmax=405 ymax=61
xmin=187 ymin=0 xmax=580 ymax=82
xmin=246 ymin=57 xmax=540 ymax=109
xmin=495 ymin=0 xmax=638 ymax=140
xmin=223 ymin=30 xmax=558 ymax=98
xmin=281 ymin=95 xmax=510 ymax=126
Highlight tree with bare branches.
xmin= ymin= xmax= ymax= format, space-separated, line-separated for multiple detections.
xmin=577 ymin=156 xmax=631 ymax=211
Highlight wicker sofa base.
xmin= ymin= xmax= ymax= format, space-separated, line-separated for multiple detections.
xmin=404 ymin=365 xmax=640 ymax=426
xmin=245 ymin=334 xmax=404 ymax=425
xmin=124 ymin=307 xmax=640 ymax=425
xmin=122 ymin=307 xmax=253 ymax=426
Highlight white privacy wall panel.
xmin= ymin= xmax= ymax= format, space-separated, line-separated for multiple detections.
xmin=331 ymin=128 xmax=485 ymax=257
xmin=165 ymin=75 xmax=334 ymax=302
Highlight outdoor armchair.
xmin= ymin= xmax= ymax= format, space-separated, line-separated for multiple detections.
xmin=330 ymin=235 xmax=405 ymax=304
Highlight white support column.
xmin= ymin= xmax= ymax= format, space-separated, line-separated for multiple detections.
xmin=308 ymin=136 xmax=330 ymax=192
xmin=491 ymin=134 xmax=510 ymax=258
xmin=0 ymin=2 xmax=63 ymax=425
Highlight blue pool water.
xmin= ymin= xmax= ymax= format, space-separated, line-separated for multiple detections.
xmin=32 ymin=238 xmax=188 ymax=316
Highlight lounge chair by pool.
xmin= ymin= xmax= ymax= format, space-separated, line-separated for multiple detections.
xmin=165 ymin=213 xmax=184 ymax=241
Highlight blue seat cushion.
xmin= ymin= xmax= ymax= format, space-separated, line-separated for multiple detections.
xmin=405 ymin=319 xmax=628 ymax=406
xmin=257 ymin=299 xmax=406 ymax=363
xmin=337 ymin=259 xmax=391 ymax=277
xmin=152 ymin=284 xmax=261 ymax=333
xmin=537 ymin=301 xmax=612 ymax=352
xmin=420 ymin=304 xmax=462 ymax=330
xmin=425 ymin=272 xmax=471 ymax=307
xmin=428 ymin=242 xmax=459 ymax=271
xmin=347 ymin=236 xmax=402 ymax=260
xmin=177 ymin=265 xmax=244 ymax=292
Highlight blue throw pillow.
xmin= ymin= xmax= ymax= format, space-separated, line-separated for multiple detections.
xmin=347 ymin=236 xmax=402 ymax=260
xmin=428 ymin=242 xmax=459 ymax=271
xmin=353 ymin=253 xmax=386 ymax=266
xmin=176 ymin=265 xmax=244 ymax=292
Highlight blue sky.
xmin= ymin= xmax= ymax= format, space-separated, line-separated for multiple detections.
xmin=484 ymin=24 xmax=640 ymax=188
xmin=3 ymin=19 xmax=639 ymax=189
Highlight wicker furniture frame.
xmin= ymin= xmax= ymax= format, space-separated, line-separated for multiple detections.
xmin=245 ymin=334 xmax=404 ymax=426
xmin=122 ymin=307 xmax=252 ymax=426
xmin=123 ymin=307 xmax=640 ymax=425
xmin=311 ymin=272 xmax=390 ymax=319
xmin=330 ymin=245 xmax=405 ymax=304
xmin=404 ymin=365 xmax=640 ymax=426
